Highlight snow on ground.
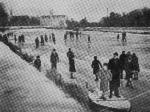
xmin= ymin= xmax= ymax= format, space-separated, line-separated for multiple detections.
xmin=0 ymin=42 xmax=87 ymax=112
xmin=8 ymin=28 xmax=150 ymax=112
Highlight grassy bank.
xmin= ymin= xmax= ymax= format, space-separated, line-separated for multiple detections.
xmin=46 ymin=69 xmax=91 ymax=111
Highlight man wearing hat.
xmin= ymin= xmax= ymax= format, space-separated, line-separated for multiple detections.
xmin=50 ymin=49 xmax=59 ymax=70
xmin=108 ymin=52 xmax=121 ymax=98
xmin=91 ymin=56 xmax=103 ymax=81
xmin=34 ymin=56 xmax=41 ymax=71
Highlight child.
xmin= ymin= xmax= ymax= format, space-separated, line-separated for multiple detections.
xmin=98 ymin=63 xmax=112 ymax=100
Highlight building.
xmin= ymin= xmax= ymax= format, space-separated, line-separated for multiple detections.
xmin=40 ymin=15 xmax=68 ymax=28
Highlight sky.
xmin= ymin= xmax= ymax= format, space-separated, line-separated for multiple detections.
xmin=1 ymin=0 xmax=150 ymax=22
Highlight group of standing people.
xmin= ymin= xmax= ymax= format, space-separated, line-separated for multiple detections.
xmin=91 ymin=51 xmax=140 ymax=100
xmin=13 ymin=34 xmax=25 ymax=46
xmin=117 ymin=32 xmax=127 ymax=43
xmin=34 ymin=48 xmax=76 ymax=79
xmin=64 ymin=31 xmax=82 ymax=42
xmin=35 ymin=33 xmax=56 ymax=49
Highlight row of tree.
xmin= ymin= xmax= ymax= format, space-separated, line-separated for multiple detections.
xmin=0 ymin=2 xmax=40 ymax=28
xmin=0 ymin=2 xmax=8 ymax=32
xmin=66 ymin=7 xmax=150 ymax=28
xmin=9 ymin=16 xmax=40 ymax=26
xmin=0 ymin=1 xmax=150 ymax=29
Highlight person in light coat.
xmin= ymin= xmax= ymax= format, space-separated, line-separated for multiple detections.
xmin=98 ymin=63 xmax=112 ymax=100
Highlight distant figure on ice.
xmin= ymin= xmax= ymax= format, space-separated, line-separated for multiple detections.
xmin=132 ymin=53 xmax=140 ymax=80
xmin=64 ymin=33 xmax=67 ymax=44
xmin=76 ymin=30 xmax=79 ymax=41
xmin=22 ymin=34 xmax=25 ymax=43
xmin=34 ymin=56 xmax=41 ymax=71
xmin=122 ymin=32 xmax=127 ymax=42
xmin=125 ymin=57 xmax=134 ymax=88
xmin=49 ymin=34 xmax=51 ymax=42
xmin=88 ymin=35 xmax=91 ymax=43
xmin=50 ymin=49 xmax=59 ymax=70
xmin=91 ymin=56 xmax=103 ymax=81
xmin=108 ymin=52 xmax=121 ymax=98
xmin=52 ymin=33 xmax=56 ymax=44
xmin=119 ymin=51 xmax=126 ymax=79
xmin=98 ymin=63 xmax=112 ymax=100
xmin=70 ymin=31 xmax=74 ymax=40
xmin=40 ymin=35 xmax=44 ymax=46
xmin=67 ymin=48 xmax=76 ymax=79
xmin=45 ymin=34 xmax=48 ymax=42
xmin=14 ymin=35 xmax=17 ymax=43
xmin=117 ymin=34 xmax=120 ymax=41
xmin=35 ymin=37 xmax=39 ymax=49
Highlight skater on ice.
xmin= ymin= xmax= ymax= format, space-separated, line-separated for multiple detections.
xmin=108 ymin=52 xmax=121 ymax=98
xmin=122 ymin=32 xmax=127 ymax=42
xmin=119 ymin=51 xmax=127 ymax=79
xmin=117 ymin=34 xmax=120 ymax=41
xmin=34 ymin=56 xmax=41 ymax=72
xmin=35 ymin=37 xmax=39 ymax=49
xmin=14 ymin=35 xmax=17 ymax=44
xmin=50 ymin=49 xmax=59 ymax=70
xmin=45 ymin=34 xmax=48 ymax=42
xmin=132 ymin=53 xmax=140 ymax=80
xmin=88 ymin=35 xmax=91 ymax=43
xmin=125 ymin=56 xmax=134 ymax=88
xmin=91 ymin=56 xmax=103 ymax=81
xmin=49 ymin=34 xmax=51 ymax=42
xmin=97 ymin=63 xmax=112 ymax=100
xmin=64 ymin=32 xmax=67 ymax=44
xmin=52 ymin=33 xmax=56 ymax=44
xmin=40 ymin=35 xmax=44 ymax=46
xmin=67 ymin=48 xmax=76 ymax=79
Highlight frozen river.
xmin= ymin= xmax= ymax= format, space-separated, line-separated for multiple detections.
xmin=8 ymin=28 xmax=150 ymax=112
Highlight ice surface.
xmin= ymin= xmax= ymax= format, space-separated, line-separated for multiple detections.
xmin=7 ymin=28 xmax=150 ymax=112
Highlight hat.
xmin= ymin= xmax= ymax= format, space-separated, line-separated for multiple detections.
xmin=53 ymin=48 xmax=56 ymax=51
xmin=37 ymin=55 xmax=40 ymax=58
xmin=103 ymin=63 xmax=108 ymax=66
xmin=113 ymin=52 xmax=118 ymax=56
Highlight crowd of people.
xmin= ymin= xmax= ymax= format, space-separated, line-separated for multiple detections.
xmin=91 ymin=51 xmax=140 ymax=100
xmin=117 ymin=32 xmax=127 ymax=43
xmin=64 ymin=30 xmax=91 ymax=44
xmin=35 ymin=33 xmax=56 ymax=48
xmin=2 ymin=30 xmax=140 ymax=101
xmin=12 ymin=33 xmax=56 ymax=49
xmin=34 ymin=48 xmax=76 ymax=79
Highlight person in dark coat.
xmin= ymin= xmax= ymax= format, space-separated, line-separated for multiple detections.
xmin=14 ymin=35 xmax=17 ymax=43
xmin=117 ymin=34 xmax=119 ymax=41
xmin=52 ymin=33 xmax=56 ymax=44
xmin=35 ymin=37 xmax=39 ymax=49
xmin=3 ymin=34 xmax=8 ymax=44
xmin=22 ymin=34 xmax=25 ymax=43
xmin=18 ymin=35 xmax=21 ymax=43
xmin=64 ymin=33 xmax=67 ymax=44
xmin=50 ymin=49 xmax=59 ymax=70
xmin=125 ymin=57 xmax=134 ymax=88
xmin=91 ymin=56 xmax=103 ymax=81
xmin=67 ymin=48 xmax=76 ymax=79
xmin=45 ymin=34 xmax=48 ymax=42
xmin=122 ymin=32 xmax=127 ymax=42
xmin=119 ymin=51 xmax=126 ymax=79
xmin=132 ymin=53 xmax=140 ymax=80
xmin=49 ymin=34 xmax=51 ymax=42
xmin=108 ymin=52 xmax=121 ymax=98
xmin=88 ymin=35 xmax=91 ymax=43
xmin=34 ymin=56 xmax=41 ymax=71
xmin=40 ymin=35 xmax=44 ymax=46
